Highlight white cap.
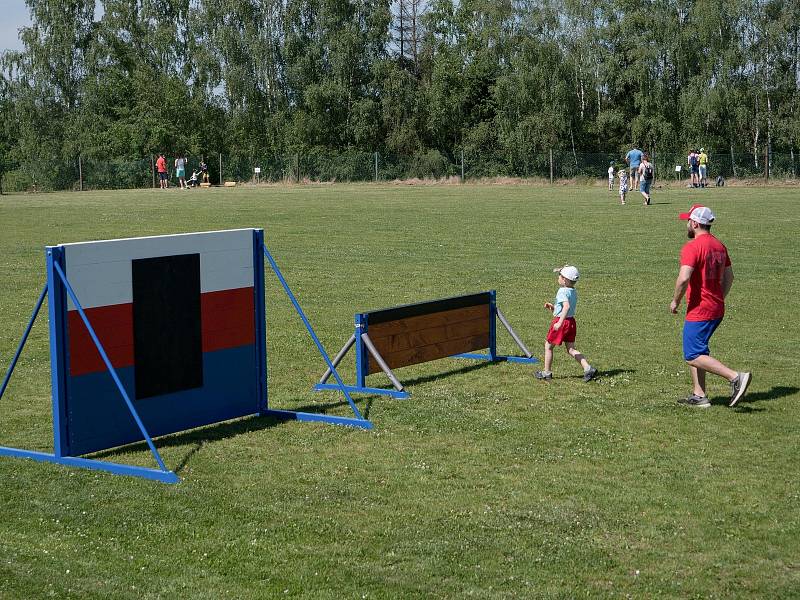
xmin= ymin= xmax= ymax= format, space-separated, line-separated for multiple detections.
xmin=553 ymin=265 xmax=580 ymax=281
xmin=678 ymin=204 xmax=715 ymax=225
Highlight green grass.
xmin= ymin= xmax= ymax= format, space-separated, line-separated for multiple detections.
xmin=0 ymin=183 xmax=798 ymax=598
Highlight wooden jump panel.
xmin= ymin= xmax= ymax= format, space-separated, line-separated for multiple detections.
xmin=366 ymin=304 xmax=491 ymax=374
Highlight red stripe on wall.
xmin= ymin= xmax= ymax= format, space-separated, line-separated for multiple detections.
xmin=67 ymin=287 xmax=256 ymax=377
xmin=68 ymin=303 xmax=134 ymax=376
xmin=201 ymin=287 xmax=255 ymax=352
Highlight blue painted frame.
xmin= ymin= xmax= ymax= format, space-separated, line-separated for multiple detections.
xmin=0 ymin=229 xmax=371 ymax=485
xmin=314 ymin=290 xmax=538 ymax=399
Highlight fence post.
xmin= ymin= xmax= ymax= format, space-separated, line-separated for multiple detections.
xmin=461 ymin=149 xmax=465 ymax=182
xmin=764 ymin=144 xmax=769 ymax=183
xmin=78 ymin=156 xmax=83 ymax=192
xmin=549 ymin=149 xmax=554 ymax=184
xmin=295 ymin=153 xmax=299 ymax=183
xmin=374 ymin=152 xmax=378 ymax=182
xmin=151 ymin=155 xmax=156 ymax=189
xmin=219 ymin=153 xmax=223 ymax=185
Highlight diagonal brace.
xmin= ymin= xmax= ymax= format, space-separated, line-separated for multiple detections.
xmin=52 ymin=262 xmax=171 ymax=474
xmin=262 ymin=244 xmax=365 ymax=421
xmin=0 ymin=284 xmax=47 ymax=402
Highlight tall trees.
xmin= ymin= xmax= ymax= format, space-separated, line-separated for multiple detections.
xmin=1 ymin=0 xmax=798 ymax=184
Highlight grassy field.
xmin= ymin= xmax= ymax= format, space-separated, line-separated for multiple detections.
xmin=0 ymin=183 xmax=798 ymax=598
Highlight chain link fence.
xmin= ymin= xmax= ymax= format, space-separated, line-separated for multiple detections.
xmin=1 ymin=150 xmax=797 ymax=193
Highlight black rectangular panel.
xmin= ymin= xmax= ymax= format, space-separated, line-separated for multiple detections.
xmin=363 ymin=292 xmax=492 ymax=325
xmin=132 ymin=253 xmax=203 ymax=399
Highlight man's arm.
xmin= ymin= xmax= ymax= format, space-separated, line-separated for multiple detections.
xmin=670 ymin=265 xmax=694 ymax=313
xmin=722 ymin=265 xmax=734 ymax=298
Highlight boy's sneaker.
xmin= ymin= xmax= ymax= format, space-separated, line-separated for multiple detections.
xmin=677 ymin=394 xmax=711 ymax=408
xmin=583 ymin=367 xmax=598 ymax=382
xmin=729 ymin=372 xmax=752 ymax=407
xmin=534 ymin=370 xmax=552 ymax=380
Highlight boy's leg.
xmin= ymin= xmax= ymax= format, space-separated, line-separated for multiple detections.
xmin=565 ymin=342 xmax=590 ymax=370
xmin=543 ymin=341 xmax=554 ymax=372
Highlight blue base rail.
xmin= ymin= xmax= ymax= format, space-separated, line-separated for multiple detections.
xmin=453 ymin=353 xmax=539 ymax=364
xmin=0 ymin=446 xmax=179 ymax=484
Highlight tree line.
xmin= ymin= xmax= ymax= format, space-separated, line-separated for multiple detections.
xmin=1 ymin=0 xmax=798 ymax=185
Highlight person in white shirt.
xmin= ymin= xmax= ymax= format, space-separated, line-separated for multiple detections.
xmin=607 ymin=162 xmax=615 ymax=191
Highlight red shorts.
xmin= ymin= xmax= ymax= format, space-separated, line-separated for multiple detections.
xmin=546 ymin=317 xmax=577 ymax=345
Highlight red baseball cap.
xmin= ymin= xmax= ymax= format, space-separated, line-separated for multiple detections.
xmin=678 ymin=204 xmax=715 ymax=224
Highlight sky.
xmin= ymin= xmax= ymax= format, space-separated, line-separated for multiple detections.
xmin=1 ymin=3 xmax=31 ymax=52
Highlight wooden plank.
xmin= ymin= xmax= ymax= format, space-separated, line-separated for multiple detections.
xmin=363 ymin=291 xmax=491 ymax=324
xmin=368 ymin=333 xmax=490 ymax=374
xmin=369 ymin=317 xmax=489 ymax=354
xmin=367 ymin=304 xmax=490 ymax=337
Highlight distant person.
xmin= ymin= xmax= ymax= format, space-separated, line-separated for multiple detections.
xmin=638 ymin=153 xmax=654 ymax=205
xmin=607 ymin=161 xmax=615 ymax=191
xmin=687 ymin=149 xmax=700 ymax=188
xmin=175 ymin=154 xmax=187 ymax=189
xmin=535 ymin=266 xmax=597 ymax=382
xmin=156 ymin=153 xmax=168 ymax=189
xmin=618 ymin=167 xmax=629 ymax=205
xmin=625 ymin=146 xmax=643 ymax=190
xmin=670 ymin=204 xmax=752 ymax=408
xmin=200 ymin=159 xmax=209 ymax=184
xmin=698 ymin=148 xmax=709 ymax=187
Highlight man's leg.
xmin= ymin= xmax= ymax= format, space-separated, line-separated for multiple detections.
xmin=687 ymin=354 xmax=737 ymax=382
xmin=689 ymin=364 xmax=707 ymax=397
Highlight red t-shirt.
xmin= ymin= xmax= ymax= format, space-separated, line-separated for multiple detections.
xmin=680 ymin=233 xmax=732 ymax=321
xmin=156 ymin=156 xmax=167 ymax=173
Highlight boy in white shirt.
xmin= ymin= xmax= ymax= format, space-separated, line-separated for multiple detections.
xmin=607 ymin=161 xmax=615 ymax=191
xmin=534 ymin=266 xmax=598 ymax=381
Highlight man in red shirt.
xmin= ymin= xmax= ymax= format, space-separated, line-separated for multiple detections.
xmin=156 ymin=153 xmax=168 ymax=189
xmin=670 ymin=204 xmax=751 ymax=408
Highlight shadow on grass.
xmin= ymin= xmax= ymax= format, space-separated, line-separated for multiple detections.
xmin=401 ymin=360 xmax=495 ymax=387
xmin=86 ymin=398 xmax=375 ymax=474
xmin=710 ymin=385 xmax=799 ymax=411
xmin=565 ymin=368 xmax=636 ymax=380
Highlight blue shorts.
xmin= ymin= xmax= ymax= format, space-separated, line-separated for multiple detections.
xmin=640 ymin=179 xmax=652 ymax=194
xmin=683 ymin=318 xmax=722 ymax=360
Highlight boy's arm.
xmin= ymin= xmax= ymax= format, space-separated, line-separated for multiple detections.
xmin=553 ymin=301 xmax=569 ymax=330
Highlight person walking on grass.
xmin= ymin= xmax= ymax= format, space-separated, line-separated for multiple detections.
xmin=638 ymin=153 xmax=654 ymax=205
xmin=626 ymin=146 xmax=643 ymax=190
xmin=535 ymin=266 xmax=597 ymax=382
xmin=608 ymin=161 xmax=615 ymax=191
xmin=670 ymin=204 xmax=752 ymax=408
xmin=175 ymin=154 xmax=187 ymax=189
xmin=618 ymin=167 xmax=629 ymax=205
xmin=698 ymin=148 xmax=709 ymax=187
xmin=156 ymin=153 xmax=168 ymax=189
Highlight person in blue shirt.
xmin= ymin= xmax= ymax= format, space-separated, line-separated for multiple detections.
xmin=625 ymin=146 xmax=643 ymax=191
xmin=534 ymin=266 xmax=598 ymax=382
